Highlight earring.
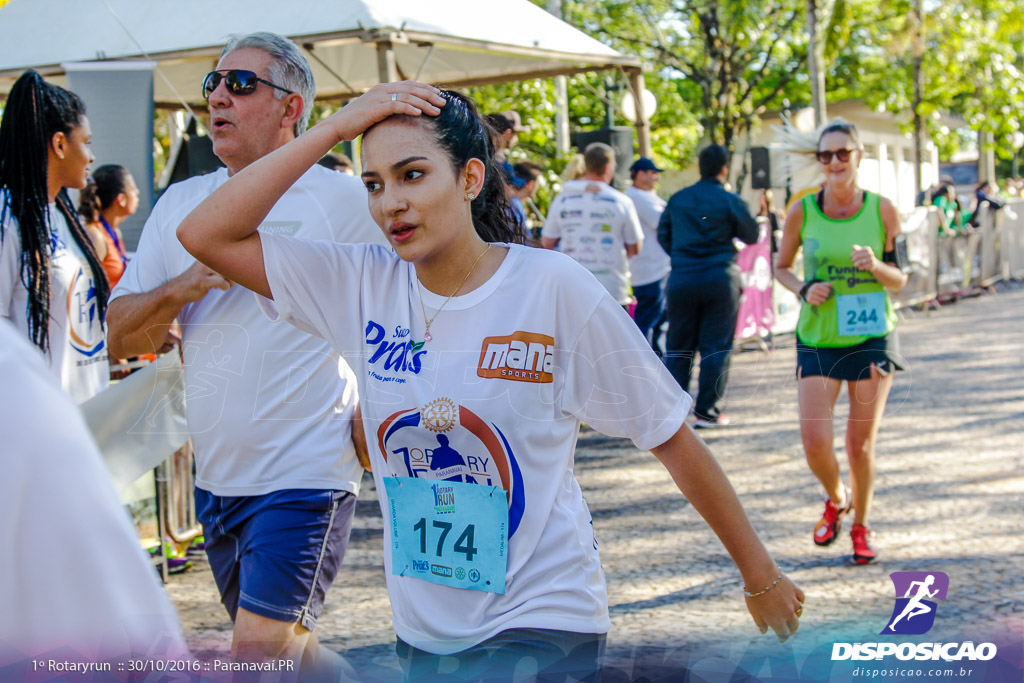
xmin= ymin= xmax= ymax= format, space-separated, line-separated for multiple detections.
xmin=466 ymin=192 xmax=476 ymax=201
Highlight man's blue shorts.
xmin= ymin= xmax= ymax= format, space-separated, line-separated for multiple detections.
xmin=195 ymin=487 xmax=356 ymax=631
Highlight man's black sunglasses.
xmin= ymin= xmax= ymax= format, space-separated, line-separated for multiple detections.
xmin=202 ymin=70 xmax=295 ymax=99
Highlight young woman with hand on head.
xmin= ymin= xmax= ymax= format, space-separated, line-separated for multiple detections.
xmin=775 ymin=119 xmax=909 ymax=566
xmin=178 ymin=81 xmax=803 ymax=681
xmin=0 ymin=70 xmax=109 ymax=404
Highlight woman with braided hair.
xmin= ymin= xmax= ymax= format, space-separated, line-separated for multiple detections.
xmin=0 ymin=70 xmax=110 ymax=403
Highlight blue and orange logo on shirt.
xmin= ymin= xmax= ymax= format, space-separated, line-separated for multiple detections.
xmin=378 ymin=397 xmax=526 ymax=538
xmin=66 ymin=267 xmax=105 ymax=357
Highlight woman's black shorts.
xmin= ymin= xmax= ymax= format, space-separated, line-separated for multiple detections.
xmin=796 ymin=333 xmax=904 ymax=381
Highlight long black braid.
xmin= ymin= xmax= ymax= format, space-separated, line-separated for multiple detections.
xmin=0 ymin=70 xmax=109 ymax=353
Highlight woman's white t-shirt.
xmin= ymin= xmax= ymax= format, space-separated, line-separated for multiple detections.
xmin=258 ymin=238 xmax=690 ymax=655
xmin=0 ymin=200 xmax=109 ymax=403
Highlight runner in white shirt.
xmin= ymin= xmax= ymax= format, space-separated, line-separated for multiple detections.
xmin=0 ymin=72 xmax=109 ymax=404
xmin=541 ymin=143 xmax=643 ymax=306
xmin=106 ymin=34 xmax=379 ymax=677
xmin=0 ymin=318 xmax=188 ymax=667
xmin=625 ymin=157 xmax=670 ymax=355
xmin=178 ymin=83 xmax=805 ymax=681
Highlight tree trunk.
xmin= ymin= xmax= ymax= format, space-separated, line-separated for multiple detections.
xmin=911 ymin=0 xmax=925 ymax=196
xmin=807 ymin=0 xmax=828 ymax=127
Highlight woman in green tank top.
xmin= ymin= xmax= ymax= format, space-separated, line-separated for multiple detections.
xmin=775 ymin=120 xmax=909 ymax=566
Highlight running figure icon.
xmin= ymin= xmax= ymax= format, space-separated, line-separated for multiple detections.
xmin=888 ymin=574 xmax=939 ymax=632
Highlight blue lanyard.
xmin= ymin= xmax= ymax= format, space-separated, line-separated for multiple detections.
xmin=99 ymin=217 xmax=127 ymax=266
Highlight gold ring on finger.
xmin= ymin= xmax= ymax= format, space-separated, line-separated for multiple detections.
xmin=795 ymin=607 xmax=803 ymax=618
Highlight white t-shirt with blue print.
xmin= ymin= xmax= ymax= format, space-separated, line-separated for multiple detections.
xmin=0 ymin=199 xmax=108 ymax=404
xmin=258 ymin=238 xmax=690 ymax=655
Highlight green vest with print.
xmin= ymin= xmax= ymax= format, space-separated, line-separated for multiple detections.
xmin=796 ymin=191 xmax=897 ymax=347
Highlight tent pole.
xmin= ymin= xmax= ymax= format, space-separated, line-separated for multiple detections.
xmin=554 ymin=75 xmax=570 ymax=154
xmin=547 ymin=0 xmax=570 ymax=154
xmin=376 ymin=41 xmax=399 ymax=83
xmin=627 ymin=68 xmax=651 ymax=158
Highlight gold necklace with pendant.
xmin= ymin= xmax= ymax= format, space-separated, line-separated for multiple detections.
xmin=417 ymin=243 xmax=492 ymax=345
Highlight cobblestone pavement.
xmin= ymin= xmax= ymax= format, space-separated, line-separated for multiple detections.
xmin=166 ymin=283 xmax=1024 ymax=681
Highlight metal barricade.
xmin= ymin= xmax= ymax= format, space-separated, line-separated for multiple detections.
xmin=1005 ymin=200 xmax=1024 ymax=279
xmin=110 ymin=353 xmax=200 ymax=581
xmin=892 ymin=207 xmax=939 ymax=308
xmin=979 ymin=207 xmax=1006 ymax=287
xmin=936 ymin=233 xmax=981 ymax=296
xmin=159 ymin=441 xmax=201 ymax=545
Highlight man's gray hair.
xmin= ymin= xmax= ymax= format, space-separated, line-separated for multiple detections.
xmin=222 ymin=32 xmax=315 ymax=137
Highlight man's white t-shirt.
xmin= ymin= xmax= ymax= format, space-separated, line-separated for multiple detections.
xmin=0 ymin=319 xmax=188 ymax=664
xmin=541 ymin=180 xmax=643 ymax=305
xmin=625 ymin=185 xmax=670 ymax=287
xmin=258 ymin=238 xmax=690 ymax=654
xmin=1 ymin=199 xmax=109 ymax=404
xmin=111 ymin=166 xmax=383 ymax=496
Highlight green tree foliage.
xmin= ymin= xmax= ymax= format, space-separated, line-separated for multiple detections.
xmin=826 ymin=0 xmax=1024 ymax=167
xmin=928 ymin=1 xmax=1024 ymax=166
xmin=562 ymin=1 xmax=810 ymax=156
xmin=464 ymin=71 xmax=701 ymax=175
xmin=465 ymin=0 xmax=816 ymax=196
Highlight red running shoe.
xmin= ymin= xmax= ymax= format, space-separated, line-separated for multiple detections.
xmin=813 ymin=486 xmax=851 ymax=547
xmin=850 ymin=524 xmax=878 ymax=565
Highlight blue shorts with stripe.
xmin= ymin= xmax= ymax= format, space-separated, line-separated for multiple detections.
xmin=195 ymin=487 xmax=356 ymax=631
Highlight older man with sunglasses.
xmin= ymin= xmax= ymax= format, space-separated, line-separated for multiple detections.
xmin=107 ymin=32 xmax=380 ymax=676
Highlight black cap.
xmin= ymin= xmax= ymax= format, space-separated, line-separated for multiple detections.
xmin=629 ymin=157 xmax=663 ymax=173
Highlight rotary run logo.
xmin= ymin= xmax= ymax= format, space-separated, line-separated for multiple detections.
xmin=66 ymin=266 xmax=106 ymax=358
xmin=883 ymin=571 xmax=949 ymax=635
xmin=378 ymin=397 xmax=526 ymax=536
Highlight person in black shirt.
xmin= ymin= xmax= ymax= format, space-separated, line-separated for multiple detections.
xmin=658 ymin=145 xmax=759 ymax=428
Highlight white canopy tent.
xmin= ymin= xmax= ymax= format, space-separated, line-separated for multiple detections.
xmin=0 ymin=0 xmax=652 ymax=152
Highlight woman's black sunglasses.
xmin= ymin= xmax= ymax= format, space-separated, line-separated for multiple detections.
xmin=816 ymin=148 xmax=855 ymax=164
xmin=202 ymin=70 xmax=295 ymax=99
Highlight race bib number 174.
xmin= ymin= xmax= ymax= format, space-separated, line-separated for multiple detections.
xmin=384 ymin=477 xmax=508 ymax=594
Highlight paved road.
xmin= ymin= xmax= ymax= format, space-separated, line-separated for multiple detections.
xmin=166 ymin=283 xmax=1024 ymax=681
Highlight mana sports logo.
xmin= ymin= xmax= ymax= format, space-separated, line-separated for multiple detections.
xmin=884 ymin=571 xmax=949 ymax=635
xmin=477 ymin=331 xmax=554 ymax=383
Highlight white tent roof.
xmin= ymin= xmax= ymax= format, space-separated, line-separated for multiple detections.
xmin=0 ymin=0 xmax=641 ymax=103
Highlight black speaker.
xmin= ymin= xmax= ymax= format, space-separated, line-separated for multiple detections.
xmin=572 ymin=126 xmax=634 ymax=190
xmin=164 ymin=116 xmax=225 ymax=190
xmin=750 ymin=146 xmax=772 ymax=190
